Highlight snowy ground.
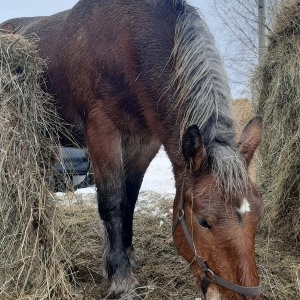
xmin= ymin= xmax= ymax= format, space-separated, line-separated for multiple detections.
xmin=56 ymin=147 xmax=175 ymax=216
xmin=71 ymin=147 xmax=175 ymax=194
xmin=140 ymin=147 xmax=175 ymax=194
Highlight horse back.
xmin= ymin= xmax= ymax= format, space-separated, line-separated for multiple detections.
xmin=0 ymin=1 xmax=186 ymax=143
xmin=0 ymin=16 xmax=42 ymax=34
xmin=52 ymin=0 xmax=181 ymax=126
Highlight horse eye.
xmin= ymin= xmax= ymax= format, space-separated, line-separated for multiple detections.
xmin=199 ymin=218 xmax=211 ymax=229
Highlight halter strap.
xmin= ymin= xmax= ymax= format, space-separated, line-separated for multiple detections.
xmin=172 ymin=176 xmax=261 ymax=297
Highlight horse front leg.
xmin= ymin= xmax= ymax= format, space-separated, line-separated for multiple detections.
xmin=97 ymin=179 xmax=139 ymax=297
xmin=122 ymin=172 xmax=142 ymax=269
xmin=122 ymin=138 xmax=161 ymax=269
xmin=85 ymin=112 xmax=139 ymax=297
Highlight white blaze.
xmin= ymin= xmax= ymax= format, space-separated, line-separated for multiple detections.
xmin=239 ymin=198 xmax=251 ymax=214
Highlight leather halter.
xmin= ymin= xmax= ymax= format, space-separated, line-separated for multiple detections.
xmin=172 ymin=175 xmax=261 ymax=297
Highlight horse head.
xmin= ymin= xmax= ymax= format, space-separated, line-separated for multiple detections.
xmin=173 ymin=117 xmax=263 ymax=300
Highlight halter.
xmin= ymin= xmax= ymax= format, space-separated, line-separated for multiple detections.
xmin=172 ymin=174 xmax=261 ymax=297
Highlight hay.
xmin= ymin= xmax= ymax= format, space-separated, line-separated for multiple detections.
xmin=58 ymin=195 xmax=199 ymax=299
xmin=256 ymin=234 xmax=300 ymax=300
xmin=253 ymin=0 xmax=300 ymax=247
xmin=233 ymin=99 xmax=254 ymax=135
xmin=0 ymin=34 xmax=73 ymax=299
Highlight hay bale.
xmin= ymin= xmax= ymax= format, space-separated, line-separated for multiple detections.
xmin=0 ymin=34 xmax=73 ymax=299
xmin=233 ymin=98 xmax=254 ymax=135
xmin=253 ymin=0 xmax=300 ymax=247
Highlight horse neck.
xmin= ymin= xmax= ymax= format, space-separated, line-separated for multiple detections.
xmin=153 ymin=3 xmax=237 ymax=175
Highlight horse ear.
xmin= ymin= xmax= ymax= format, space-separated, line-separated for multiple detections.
xmin=238 ymin=117 xmax=263 ymax=166
xmin=182 ymin=125 xmax=206 ymax=172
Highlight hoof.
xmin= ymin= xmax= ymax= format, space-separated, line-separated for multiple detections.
xmin=126 ymin=246 xmax=138 ymax=269
xmin=102 ymin=246 xmax=138 ymax=279
xmin=108 ymin=268 xmax=139 ymax=298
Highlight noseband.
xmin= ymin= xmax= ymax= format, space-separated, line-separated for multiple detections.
xmin=172 ymin=175 xmax=261 ymax=297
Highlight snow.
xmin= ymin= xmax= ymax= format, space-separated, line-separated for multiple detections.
xmin=72 ymin=147 xmax=175 ymax=195
xmin=56 ymin=147 xmax=175 ymax=217
xmin=75 ymin=186 xmax=97 ymax=194
xmin=140 ymin=147 xmax=175 ymax=194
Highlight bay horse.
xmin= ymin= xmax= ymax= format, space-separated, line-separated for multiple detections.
xmin=0 ymin=1 xmax=263 ymax=299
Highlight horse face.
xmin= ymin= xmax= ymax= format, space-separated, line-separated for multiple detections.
xmin=173 ymin=117 xmax=263 ymax=300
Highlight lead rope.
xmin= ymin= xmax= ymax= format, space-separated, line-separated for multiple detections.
xmin=172 ymin=173 xmax=261 ymax=297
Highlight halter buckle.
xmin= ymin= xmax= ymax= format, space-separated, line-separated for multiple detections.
xmin=204 ymin=268 xmax=214 ymax=282
xmin=201 ymin=268 xmax=214 ymax=295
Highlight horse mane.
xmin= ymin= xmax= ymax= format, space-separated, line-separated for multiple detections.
xmin=168 ymin=2 xmax=247 ymax=194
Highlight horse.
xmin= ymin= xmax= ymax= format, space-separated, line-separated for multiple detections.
xmin=0 ymin=1 xmax=263 ymax=299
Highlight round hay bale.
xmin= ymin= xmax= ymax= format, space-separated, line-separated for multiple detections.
xmin=253 ymin=0 xmax=300 ymax=248
xmin=233 ymin=98 xmax=254 ymax=135
xmin=0 ymin=34 xmax=73 ymax=299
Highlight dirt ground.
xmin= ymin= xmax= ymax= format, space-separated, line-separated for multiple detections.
xmin=61 ymin=197 xmax=199 ymax=300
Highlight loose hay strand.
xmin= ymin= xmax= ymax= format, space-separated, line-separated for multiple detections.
xmin=0 ymin=34 xmax=73 ymax=299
